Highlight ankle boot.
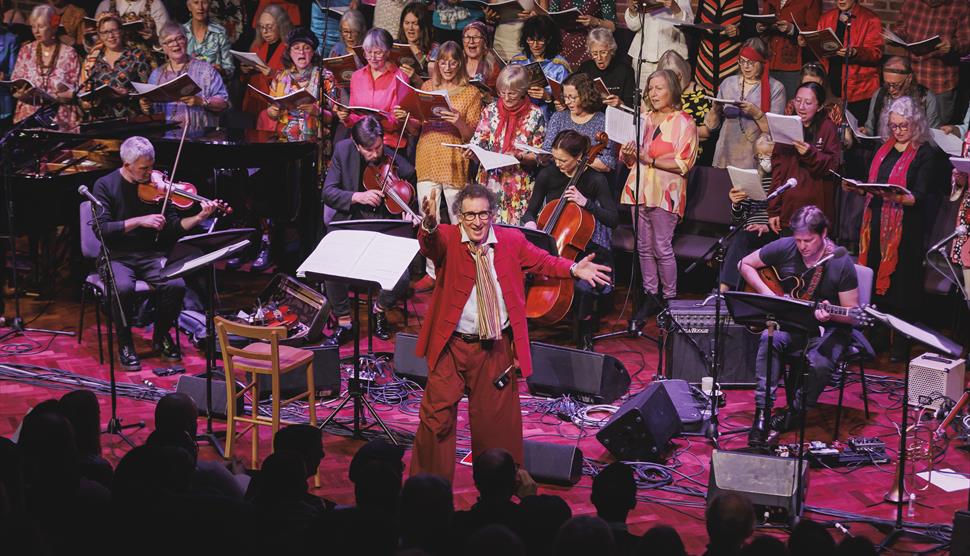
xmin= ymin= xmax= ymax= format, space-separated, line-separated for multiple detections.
xmin=748 ymin=408 xmax=767 ymax=446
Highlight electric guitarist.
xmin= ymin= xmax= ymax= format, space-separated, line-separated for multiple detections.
xmin=738 ymin=205 xmax=863 ymax=445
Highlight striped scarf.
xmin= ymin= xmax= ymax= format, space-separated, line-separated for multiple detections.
xmin=468 ymin=242 xmax=502 ymax=340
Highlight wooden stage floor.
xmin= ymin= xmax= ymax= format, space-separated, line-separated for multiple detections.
xmin=0 ymin=272 xmax=967 ymax=554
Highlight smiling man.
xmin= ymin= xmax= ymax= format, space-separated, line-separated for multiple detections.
xmin=410 ymin=184 xmax=611 ymax=482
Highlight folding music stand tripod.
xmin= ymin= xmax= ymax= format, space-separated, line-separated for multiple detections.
xmin=160 ymin=228 xmax=253 ymax=456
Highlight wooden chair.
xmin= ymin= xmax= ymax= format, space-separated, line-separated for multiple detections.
xmin=214 ymin=316 xmax=317 ymax=469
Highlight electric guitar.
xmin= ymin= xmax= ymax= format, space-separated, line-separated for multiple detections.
xmin=744 ymin=266 xmax=874 ymax=327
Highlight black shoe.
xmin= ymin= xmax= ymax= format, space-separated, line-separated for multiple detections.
xmin=251 ymin=242 xmax=271 ymax=272
xmin=119 ymin=343 xmax=142 ymax=371
xmin=769 ymin=408 xmax=802 ymax=433
xmin=627 ymin=295 xmax=659 ymax=333
xmin=324 ymin=323 xmax=354 ymax=347
xmin=153 ymin=332 xmax=182 ymax=361
xmin=748 ymin=408 xmax=767 ymax=446
xmin=577 ymin=320 xmax=595 ymax=352
xmin=373 ymin=311 xmax=392 ymax=341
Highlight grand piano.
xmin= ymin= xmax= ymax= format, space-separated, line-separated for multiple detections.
xmin=2 ymin=117 xmax=321 ymax=292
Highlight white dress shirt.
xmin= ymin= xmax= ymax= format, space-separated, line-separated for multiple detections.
xmin=455 ymin=225 xmax=510 ymax=335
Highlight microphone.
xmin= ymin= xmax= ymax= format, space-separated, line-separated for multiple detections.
xmin=929 ymin=224 xmax=968 ymax=253
xmin=77 ymin=185 xmax=104 ymax=210
xmin=766 ymin=178 xmax=798 ymax=201
xmin=802 ymin=246 xmax=848 ymax=275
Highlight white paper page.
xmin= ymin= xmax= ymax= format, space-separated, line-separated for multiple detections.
xmin=916 ymin=468 xmax=970 ymax=493
xmin=726 ymin=166 xmax=766 ymax=201
xmin=605 ymin=106 xmax=638 ymax=146
xmin=766 ymin=113 xmax=804 ymax=145
xmin=131 ymin=81 xmax=158 ymax=95
xmin=297 ymin=230 xmax=419 ymax=291
xmin=864 ymin=307 xmax=954 ymax=355
xmin=844 ymin=110 xmax=880 ymax=140
xmin=441 ymin=143 xmax=519 ymax=171
xmin=167 ymin=240 xmax=249 ymax=278
xmin=951 ymin=157 xmax=970 ymax=174
xmin=705 ymin=96 xmax=742 ymax=106
xmin=883 ymin=28 xmax=905 ymax=45
xmin=932 ymin=129 xmax=964 ymax=157
xmin=513 ymin=142 xmax=551 ymax=156
xmin=229 ymin=50 xmax=267 ymax=67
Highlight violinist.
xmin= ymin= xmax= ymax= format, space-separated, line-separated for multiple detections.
xmin=522 ymin=130 xmax=617 ymax=351
xmin=322 ymin=115 xmax=416 ymax=343
xmin=92 ymin=136 xmax=220 ymax=372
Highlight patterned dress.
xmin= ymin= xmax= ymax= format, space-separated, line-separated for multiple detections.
xmin=470 ymin=101 xmax=546 ymax=224
xmin=148 ymin=58 xmax=228 ymax=132
xmin=183 ymin=22 xmax=235 ymax=77
xmin=269 ymin=66 xmax=335 ymax=143
xmin=621 ymin=110 xmax=699 ymax=218
xmin=951 ymin=130 xmax=970 ymax=266
xmin=693 ymin=0 xmax=756 ymax=95
xmin=549 ymin=0 xmax=617 ymax=67
xmin=80 ymin=45 xmax=152 ymax=120
xmin=11 ymin=41 xmax=81 ymax=131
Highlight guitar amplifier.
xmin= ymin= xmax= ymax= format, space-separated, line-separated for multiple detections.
xmin=663 ymin=299 xmax=760 ymax=388
xmin=253 ymin=274 xmax=331 ymax=345
xmin=908 ymin=353 xmax=965 ymax=411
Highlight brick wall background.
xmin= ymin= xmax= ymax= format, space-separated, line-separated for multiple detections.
xmin=613 ymin=0 xmax=907 ymax=28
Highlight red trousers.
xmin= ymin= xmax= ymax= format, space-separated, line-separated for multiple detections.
xmin=409 ymin=332 xmax=523 ymax=483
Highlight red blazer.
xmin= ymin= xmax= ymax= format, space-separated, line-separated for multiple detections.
xmin=763 ymin=0 xmax=821 ymax=72
xmin=416 ymin=224 xmax=573 ymax=378
xmin=241 ymin=41 xmax=287 ymax=121
xmin=816 ymin=6 xmax=884 ymax=103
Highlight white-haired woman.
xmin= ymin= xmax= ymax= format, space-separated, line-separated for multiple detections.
xmin=139 ymin=21 xmax=228 ymax=131
xmin=337 ymin=28 xmax=408 ymax=148
xmin=10 ymin=4 xmax=80 ymax=130
xmin=328 ymin=8 xmax=365 ymax=60
xmin=577 ymin=27 xmax=635 ymax=109
xmin=467 ymin=64 xmax=546 ymax=224
xmin=844 ymin=95 xmax=942 ymax=361
xmin=240 ymin=4 xmax=292 ymax=128
xmin=624 ymin=0 xmax=692 ymax=93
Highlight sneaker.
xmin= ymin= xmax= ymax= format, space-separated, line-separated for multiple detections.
xmin=413 ymin=275 xmax=436 ymax=292
xmin=119 ymin=343 xmax=142 ymax=371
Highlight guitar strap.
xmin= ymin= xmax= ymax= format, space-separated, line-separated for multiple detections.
xmin=803 ymin=240 xmax=834 ymax=301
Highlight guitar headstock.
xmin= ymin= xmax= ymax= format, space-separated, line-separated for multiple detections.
xmin=850 ymin=304 xmax=876 ymax=327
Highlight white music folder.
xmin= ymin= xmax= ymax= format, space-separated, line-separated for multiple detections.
xmin=297 ymin=230 xmax=419 ymax=291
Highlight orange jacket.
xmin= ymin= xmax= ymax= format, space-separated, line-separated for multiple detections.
xmin=816 ymin=5 xmax=884 ymax=103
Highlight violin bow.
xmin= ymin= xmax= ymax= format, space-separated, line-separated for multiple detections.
xmin=154 ymin=115 xmax=190 ymax=240
xmin=380 ymin=111 xmax=421 ymax=221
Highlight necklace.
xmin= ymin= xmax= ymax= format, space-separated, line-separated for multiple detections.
xmin=36 ymin=41 xmax=60 ymax=78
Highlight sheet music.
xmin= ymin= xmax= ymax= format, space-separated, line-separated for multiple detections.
xmin=441 ymin=143 xmax=519 ymax=171
xmin=726 ymin=166 xmax=766 ymax=201
xmin=766 ymin=113 xmax=804 ymax=145
xmin=605 ymin=106 xmax=638 ymax=146
xmin=513 ymin=142 xmax=551 ymax=156
xmin=844 ymin=110 xmax=880 ymax=141
xmin=297 ymin=230 xmax=419 ymax=291
xmin=164 ymin=240 xmax=249 ymax=278
xmin=951 ymin=157 xmax=970 ymax=174
xmin=932 ymin=129 xmax=964 ymax=157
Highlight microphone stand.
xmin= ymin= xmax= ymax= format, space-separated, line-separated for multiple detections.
xmin=834 ymin=10 xmax=854 ymax=244
xmin=0 ymin=107 xmax=75 ymax=342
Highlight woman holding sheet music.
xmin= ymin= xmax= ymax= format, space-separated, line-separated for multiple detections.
xmin=848 ymin=96 xmax=941 ymax=359
xmin=240 ymin=4 xmax=291 ymax=130
xmin=706 ymin=38 xmax=786 ymax=170
xmin=337 ymin=28 xmax=408 ymax=148
xmin=140 ymin=22 xmax=228 ymax=131
xmin=467 ymin=64 xmax=546 ymax=224
xmin=10 ymin=4 xmax=80 ymax=130
xmin=542 ymin=72 xmax=615 ymax=172
xmin=544 ymin=0 xmax=616 ymax=67
xmin=266 ymin=28 xmax=334 ymax=142
xmin=460 ymin=21 xmax=501 ymax=93
xmin=394 ymin=40 xmax=482 ymax=286
xmin=577 ymin=28 xmax=635 ymax=110
xmin=767 ymin=82 xmax=839 ymax=234
xmin=510 ymin=15 xmax=570 ymax=121
xmin=396 ymin=3 xmax=436 ymax=83
xmin=619 ymin=69 xmax=698 ymax=321
xmin=758 ymin=0 xmax=822 ymax=99
xmin=78 ymin=12 xmax=152 ymax=121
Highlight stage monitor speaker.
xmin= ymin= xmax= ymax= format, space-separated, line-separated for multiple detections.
xmin=664 ymin=299 xmax=760 ymax=387
xmin=652 ymin=379 xmax=705 ymax=433
xmin=596 ymin=381 xmax=682 ymax=462
xmin=394 ymin=332 xmax=428 ymax=384
xmin=523 ymin=440 xmax=583 ymax=485
xmin=527 ymin=341 xmax=631 ymax=404
xmin=176 ymin=374 xmax=243 ymax=420
xmin=256 ymin=343 xmax=342 ymax=399
xmin=953 ymin=511 xmax=970 ymax=556
xmin=707 ymin=449 xmax=809 ymax=523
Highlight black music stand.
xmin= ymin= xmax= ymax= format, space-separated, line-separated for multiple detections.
xmin=496 ymin=223 xmax=559 ymax=257
xmin=723 ymin=291 xmax=818 ymax=520
xmin=859 ymin=306 xmax=961 ymax=552
xmin=303 ymin=221 xmax=418 ymax=443
xmin=160 ymin=228 xmax=253 ymax=456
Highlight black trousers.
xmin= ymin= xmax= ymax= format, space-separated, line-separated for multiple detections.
xmin=102 ymin=251 xmax=185 ymax=345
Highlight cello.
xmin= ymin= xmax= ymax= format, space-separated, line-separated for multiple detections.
xmin=525 ymin=132 xmax=610 ymax=325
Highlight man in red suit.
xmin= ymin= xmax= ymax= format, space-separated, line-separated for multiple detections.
xmin=410 ymin=184 xmax=611 ymax=482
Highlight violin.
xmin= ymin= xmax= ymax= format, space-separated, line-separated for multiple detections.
xmin=525 ymin=132 xmax=610 ymax=325
xmin=138 ymin=169 xmax=233 ymax=215
xmin=362 ymin=155 xmax=419 ymax=220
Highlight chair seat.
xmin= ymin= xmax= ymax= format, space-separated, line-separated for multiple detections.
xmin=233 ymin=341 xmax=314 ymax=372
xmin=85 ymin=273 xmax=152 ymax=294
xmin=672 ymin=234 xmax=718 ymax=261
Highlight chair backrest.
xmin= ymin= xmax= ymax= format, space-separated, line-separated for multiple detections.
xmin=214 ymin=316 xmax=287 ymax=373
xmin=854 ymin=264 xmax=873 ymax=307
xmin=682 ymin=166 xmax=734 ymax=226
xmin=79 ymin=201 xmax=102 ymax=260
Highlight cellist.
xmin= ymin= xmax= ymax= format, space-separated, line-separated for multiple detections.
xmin=321 ymin=115 xmax=416 ymax=343
xmin=521 ymin=130 xmax=617 ymax=351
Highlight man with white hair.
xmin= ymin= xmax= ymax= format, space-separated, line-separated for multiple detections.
xmin=91 ymin=136 xmax=219 ymax=371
